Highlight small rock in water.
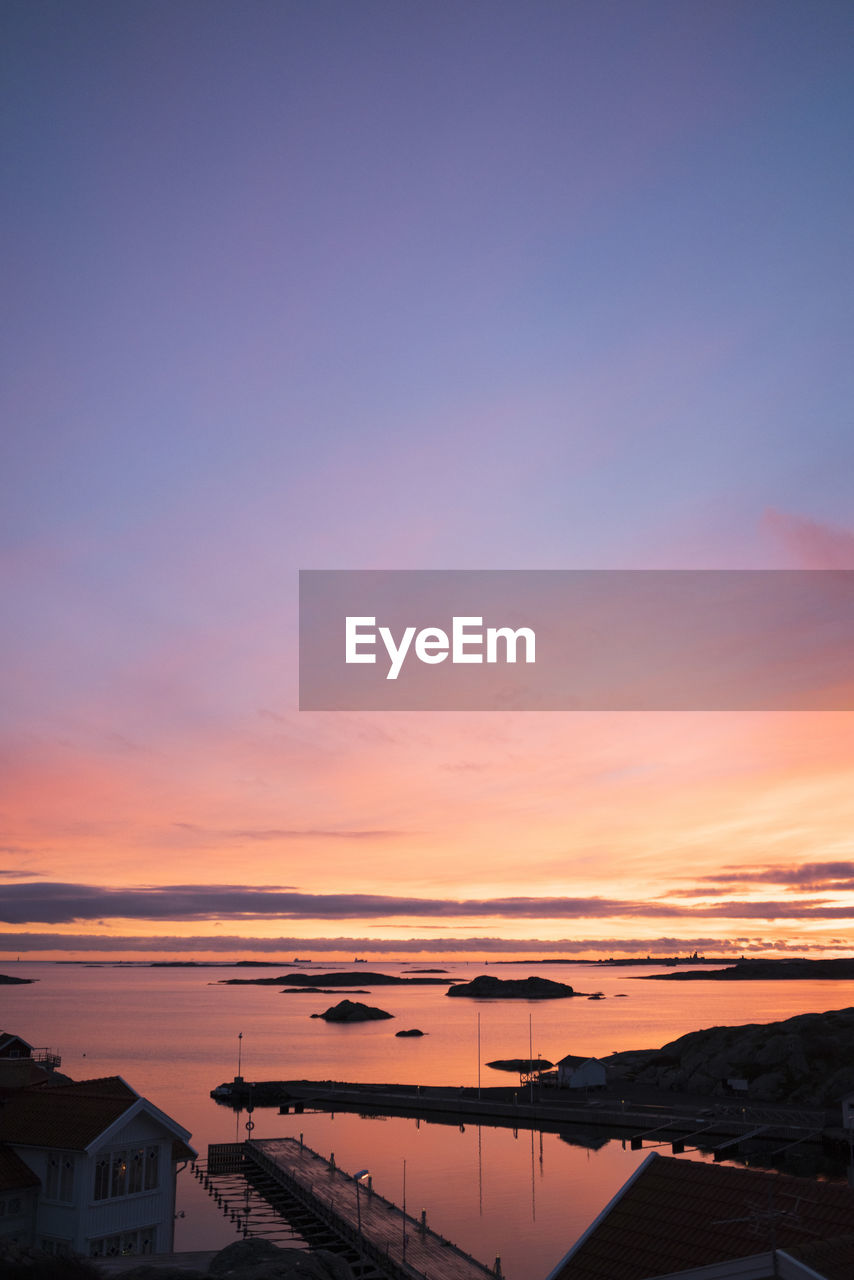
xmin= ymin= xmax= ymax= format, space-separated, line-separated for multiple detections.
xmin=311 ymin=999 xmax=393 ymax=1022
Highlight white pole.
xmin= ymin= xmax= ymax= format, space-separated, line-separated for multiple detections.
xmin=477 ymin=1012 xmax=481 ymax=1099
xmin=529 ymin=1015 xmax=533 ymax=1101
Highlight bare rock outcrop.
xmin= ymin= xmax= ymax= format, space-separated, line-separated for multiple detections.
xmin=631 ymin=1007 xmax=854 ymax=1105
xmin=310 ymin=1000 xmax=392 ymax=1023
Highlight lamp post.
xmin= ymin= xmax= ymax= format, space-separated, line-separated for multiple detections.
xmin=236 ymin=1032 xmax=243 ymax=1083
xmin=354 ymin=1168 xmax=369 ymax=1258
xmin=402 ymin=1158 xmax=407 ymax=1263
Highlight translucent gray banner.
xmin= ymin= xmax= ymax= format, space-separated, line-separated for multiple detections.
xmin=299 ymin=570 xmax=854 ymax=710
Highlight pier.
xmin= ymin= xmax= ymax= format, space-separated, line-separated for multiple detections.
xmin=213 ymin=1078 xmax=833 ymax=1149
xmin=206 ymin=1136 xmax=502 ymax=1280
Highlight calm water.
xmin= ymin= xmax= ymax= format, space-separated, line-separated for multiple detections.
xmin=6 ymin=960 xmax=854 ymax=1278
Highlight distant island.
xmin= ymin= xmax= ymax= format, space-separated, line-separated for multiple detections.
xmin=488 ymin=956 xmax=726 ymax=966
xmin=220 ymin=970 xmax=459 ymax=987
xmin=643 ymin=958 xmax=854 ymax=981
xmin=281 ymin=987 xmax=370 ymax=994
xmin=0 ymin=974 xmax=35 ymax=984
xmin=446 ymin=975 xmax=582 ymax=999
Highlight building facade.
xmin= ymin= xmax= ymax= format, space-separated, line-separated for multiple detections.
xmin=0 ymin=1075 xmax=195 ymax=1259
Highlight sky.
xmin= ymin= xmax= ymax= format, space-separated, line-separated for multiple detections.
xmin=2 ymin=0 xmax=854 ymax=961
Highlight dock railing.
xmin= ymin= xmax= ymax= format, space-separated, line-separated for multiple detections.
xmin=208 ymin=1137 xmax=501 ymax=1279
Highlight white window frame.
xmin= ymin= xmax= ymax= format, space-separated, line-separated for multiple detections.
xmin=93 ymin=1143 xmax=160 ymax=1201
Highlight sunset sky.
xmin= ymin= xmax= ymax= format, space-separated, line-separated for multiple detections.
xmin=2 ymin=1 xmax=854 ymax=961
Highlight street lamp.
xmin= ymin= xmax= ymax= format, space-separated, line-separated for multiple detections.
xmin=354 ymin=1168 xmax=370 ymax=1246
xmin=402 ymin=1157 xmax=409 ymax=1264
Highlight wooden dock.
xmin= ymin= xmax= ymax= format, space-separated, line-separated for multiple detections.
xmin=215 ymin=1078 xmax=832 ymax=1149
xmin=208 ymin=1137 xmax=502 ymax=1280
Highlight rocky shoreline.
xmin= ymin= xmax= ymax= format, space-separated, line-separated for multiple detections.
xmin=611 ymin=1006 xmax=854 ymax=1106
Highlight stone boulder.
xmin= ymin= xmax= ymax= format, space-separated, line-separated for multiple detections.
xmin=209 ymin=1240 xmax=353 ymax=1278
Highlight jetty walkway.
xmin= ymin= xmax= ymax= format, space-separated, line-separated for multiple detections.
xmin=207 ymin=1136 xmax=502 ymax=1280
xmin=213 ymin=1078 xmax=835 ymax=1156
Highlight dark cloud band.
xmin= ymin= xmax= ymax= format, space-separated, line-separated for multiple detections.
xmin=0 ymin=932 xmax=808 ymax=955
xmin=1 ymin=881 xmax=853 ymax=925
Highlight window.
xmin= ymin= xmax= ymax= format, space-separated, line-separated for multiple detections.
xmin=90 ymin=1234 xmax=121 ymax=1258
xmin=94 ymin=1144 xmax=159 ymax=1199
xmin=127 ymin=1146 xmax=142 ymax=1193
xmin=44 ymin=1153 xmax=74 ymax=1202
xmin=94 ymin=1156 xmax=109 ymax=1200
xmin=110 ymin=1149 xmax=127 ymax=1198
xmin=89 ymin=1227 xmax=154 ymax=1258
xmin=40 ymin=1239 xmax=72 ymax=1257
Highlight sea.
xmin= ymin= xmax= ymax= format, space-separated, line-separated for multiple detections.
xmin=6 ymin=959 xmax=854 ymax=1279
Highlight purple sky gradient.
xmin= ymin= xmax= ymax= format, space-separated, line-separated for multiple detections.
xmin=2 ymin=1 xmax=854 ymax=956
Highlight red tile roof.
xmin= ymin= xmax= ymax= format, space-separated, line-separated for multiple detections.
xmin=0 ymin=1059 xmax=50 ymax=1094
xmin=783 ymin=1233 xmax=854 ymax=1280
xmin=36 ymin=1075 xmax=138 ymax=1101
xmin=550 ymin=1154 xmax=854 ymax=1280
xmin=0 ymin=1145 xmax=40 ymax=1192
xmin=0 ymin=1088 xmax=134 ymax=1150
xmin=0 ymin=1076 xmax=194 ymax=1158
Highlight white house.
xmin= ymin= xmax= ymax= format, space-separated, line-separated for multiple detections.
xmin=0 ymin=1030 xmax=61 ymax=1072
xmin=0 ymin=1074 xmax=196 ymax=1260
xmin=0 ymin=1032 xmax=34 ymax=1060
xmin=0 ymin=1031 xmax=62 ymax=1095
xmin=556 ymin=1054 xmax=606 ymax=1090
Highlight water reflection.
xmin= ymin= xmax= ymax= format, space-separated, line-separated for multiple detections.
xmin=8 ymin=961 xmax=854 ymax=1280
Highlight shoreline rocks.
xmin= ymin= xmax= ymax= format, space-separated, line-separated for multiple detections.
xmin=624 ymin=1006 xmax=854 ymax=1105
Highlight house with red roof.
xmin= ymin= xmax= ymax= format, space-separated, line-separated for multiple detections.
xmin=0 ymin=1071 xmax=196 ymax=1261
xmin=545 ymin=1151 xmax=854 ymax=1280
